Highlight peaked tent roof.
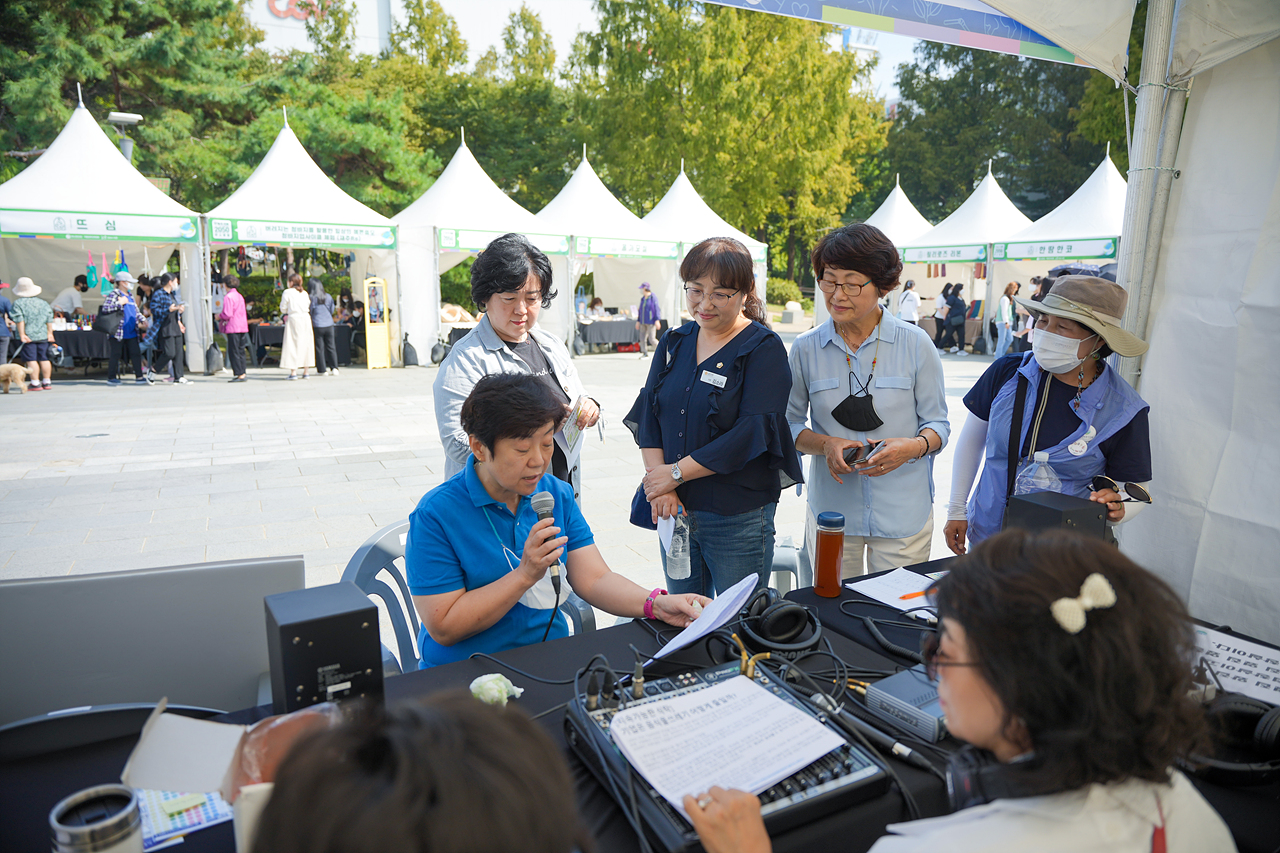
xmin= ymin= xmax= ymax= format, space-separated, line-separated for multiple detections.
xmin=536 ymin=156 xmax=677 ymax=257
xmin=1003 ymin=154 xmax=1127 ymax=245
xmin=863 ymin=177 xmax=934 ymax=247
xmin=0 ymin=104 xmax=199 ymax=242
xmin=643 ymin=167 xmax=767 ymax=262
xmin=205 ymin=118 xmax=394 ymax=248
xmin=901 ymin=166 xmax=1032 ymax=253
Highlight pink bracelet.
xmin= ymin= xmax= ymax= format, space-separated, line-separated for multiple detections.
xmin=644 ymin=588 xmax=668 ymax=620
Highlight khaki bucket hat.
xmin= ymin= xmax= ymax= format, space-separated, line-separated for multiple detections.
xmin=1014 ymin=275 xmax=1148 ymax=357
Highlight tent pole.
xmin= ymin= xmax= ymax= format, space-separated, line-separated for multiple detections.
xmin=1115 ymin=0 xmax=1177 ymax=388
xmin=1131 ymin=78 xmax=1191 ymax=351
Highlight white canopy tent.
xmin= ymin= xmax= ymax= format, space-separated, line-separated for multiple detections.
xmin=819 ymin=177 xmax=935 ymax=326
xmin=204 ymin=116 xmax=401 ymax=364
xmin=393 ymin=137 xmax=568 ymax=357
xmin=995 ymin=152 xmax=1127 ymax=284
xmin=0 ymin=104 xmax=205 ymax=367
xmin=642 ymin=166 xmax=769 ymax=319
xmin=899 ymin=167 xmax=1033 ymax=348
xmin=536 ymin=155 xmax=681 ymax=341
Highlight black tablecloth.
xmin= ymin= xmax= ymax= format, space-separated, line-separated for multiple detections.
xmin=580 ymin=318 xmax=641 ymax=345
xmin=248 ymin=324 xmax=351 ymax=366
xmin=0 ymin=620 xmax=947 ymax=853
xmin=53 ymin=329 xmax=112 ymax=360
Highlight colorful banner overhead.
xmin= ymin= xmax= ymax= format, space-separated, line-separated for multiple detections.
xmin=705 ymin=0 xmax=1088 ymax=67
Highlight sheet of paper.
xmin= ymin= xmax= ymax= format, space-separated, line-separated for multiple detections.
xmin=647 ymin=573 xmax=757 ymax=664
xmin=122 ymin=710 xmax=247 ymax=796
xmin=554 ymin=396 xmax=588 ymax=474
xmin=657 ymin=515 xmax=675 ymax=555
xmin=609 ymin=675 xmax=844 ymax=818
xmin=845 ymin=567 xmax=940 ymax=611
xmin=137 ymin=789 xmax=233 ymax=850
xmin=1193 ymin=625 xmax=1280 ymax=705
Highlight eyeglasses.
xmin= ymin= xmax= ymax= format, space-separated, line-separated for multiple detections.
xmin=1090 ymin=475 xmax=1152 ymax=504
xmin=684 ymin=286 xmax=739 ymax=306
xmin=817 ymin=279 xmax=868 ymax=297
xmin=921 ymin=631 xmax=982 ymax=682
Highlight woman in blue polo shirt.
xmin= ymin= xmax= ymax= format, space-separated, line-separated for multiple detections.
xmin=943 ymin=277 xmax=1152 ymax=553
xmin=406 ymin=373 xmax=708 ymax=668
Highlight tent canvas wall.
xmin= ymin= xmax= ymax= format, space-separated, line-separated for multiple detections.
xmin=0 ymin=104 xmax=204 ymax=367
xmin=394 ymin=139 xmax=569 ymax=356
xmin=205 ymin=118 xmax=400 ymax=365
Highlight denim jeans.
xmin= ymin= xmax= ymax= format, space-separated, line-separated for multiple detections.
xmin=995 ymin=323 xmax=1013 ymax=358
xmin=661 ymin=503 xmax=776 ymax=597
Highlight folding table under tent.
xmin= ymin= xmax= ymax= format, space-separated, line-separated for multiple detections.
xmin=642 ymin=166 xmax=769 ymax=316
xmin=994 ymin=152 xmax=1127 ymax=286
xmin=393 ymin=136 xmax=569 ymax=357
xmin=204 ymin=117 xmax=401 ymax=365
xmin=898 ymin=165 xmax=1033 ymax=351
xmin=0 ymin=104 xmax=206 ymax=368
xmin=816 ymin=176 xmax=934 ymax=328
xmin=535 ymin=155 xmax=681 ymax=344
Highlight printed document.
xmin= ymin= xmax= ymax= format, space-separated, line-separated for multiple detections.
xmin=647 ymin=574 xmax=756 ymax=664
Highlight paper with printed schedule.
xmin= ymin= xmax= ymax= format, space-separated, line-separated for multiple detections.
xmin=1193 ymin=626 xmax=1280 ymax=705
xmin=608 ymin=675 xmax=844 ymax=818
xmin=845 ymin=568 xmax=940 ymax=611
xmin=554 ymin=396 xmax=588 ymax=473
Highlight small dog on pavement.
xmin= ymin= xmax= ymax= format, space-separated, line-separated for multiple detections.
xmin=0 ymin=362 xmax=35 ymax=394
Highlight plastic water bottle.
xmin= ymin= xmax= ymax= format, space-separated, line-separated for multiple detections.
xmin=1014 ymin=451 xmax=1063 ymax=495
xmin=666 ymin=511 xmax=691 ymax=580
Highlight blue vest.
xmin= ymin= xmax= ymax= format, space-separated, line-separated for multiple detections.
xmin=967 ymin=353 xmax=1148 ymax=545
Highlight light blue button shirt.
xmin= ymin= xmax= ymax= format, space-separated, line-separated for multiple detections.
xmin=786 ymin=313 xmax=950 ymax=539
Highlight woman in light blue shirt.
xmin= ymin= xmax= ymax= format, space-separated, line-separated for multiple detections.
xmin=786 ymin=224 xmax=950 ymax=576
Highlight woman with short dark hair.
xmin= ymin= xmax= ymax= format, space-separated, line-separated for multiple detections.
xmin=254 ymin=691 xmax=594 ymax=853
xmin=786 ymin=223 xmax=948 ymax=576
xmin=433 ymin=233 xmax=600 ymax=502
xmin=627 ymin=237 xmax=803 ymax=596
xmin=408 ymin=373 xmax=707 ymax=667
xmin=686 ymin=529 xmax=1236 ymax=853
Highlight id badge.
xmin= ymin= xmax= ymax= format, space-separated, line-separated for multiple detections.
xmin=699 ymin=370 xmax=727 ymax=388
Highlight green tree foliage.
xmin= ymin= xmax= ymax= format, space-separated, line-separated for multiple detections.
xmin=392 ymin=0 xmax=468 ymax=71
xmin=873 ymin=43 xmax=1105 ymax=224
xmin=0 ymin=0 xmax=437 ymax=215
xmin=569 ymin=1 xmax=886 ymax=281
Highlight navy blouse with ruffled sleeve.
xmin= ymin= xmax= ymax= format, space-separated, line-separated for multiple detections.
xmin=625 ymin=321 xmax=804 ymax=515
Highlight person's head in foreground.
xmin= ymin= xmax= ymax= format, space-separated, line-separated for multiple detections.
xmin=809 ymin=223 xmax=902 ymax=331
xmin=687 ymin=529 xmax=1233 ymax=853
xmin=471 ymin=232 xmax=556 ymax=343
xmin=253 ymin=691 xmax=591 ymax=853
xmin=462 ymin=372 xmax=567 ymax=503
xmin=680 ymin=237 xmax=766 ymax=330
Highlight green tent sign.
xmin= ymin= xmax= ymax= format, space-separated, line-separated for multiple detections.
xmin=438 ymin=228 xmax=569 ymax=256
xmin=208 ymin=218 xmax=396 ymax=249
xmin=0 ymin=208 xmax=199 ymax=242
xmin=903 ymin=244 xmax=987 ymax=263
xmin=996 ymin=239 xmax=1116 ymax=261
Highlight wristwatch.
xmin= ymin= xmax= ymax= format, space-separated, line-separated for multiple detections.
xmin=670 ymin=463 xmax=684 ymax=484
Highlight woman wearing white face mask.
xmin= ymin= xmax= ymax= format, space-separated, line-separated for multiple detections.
xmin=943 ymin=277 xmax=1151 ymax=553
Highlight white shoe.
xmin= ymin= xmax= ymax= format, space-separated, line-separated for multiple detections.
xmin=328 ymin=368 xmax=339 ymax=376
xmin=175 ymin=377 xmax=192 ymax=384
xmin=948 ymin=346 xmax=959 ymax=354
xmin=956 ymin=351 xmax=969 ymax=357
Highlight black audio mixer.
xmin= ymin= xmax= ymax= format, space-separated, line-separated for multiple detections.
xmin=565 ymin=660 xmax=889 ymax=853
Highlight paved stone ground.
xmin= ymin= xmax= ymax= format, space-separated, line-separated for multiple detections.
xmin=0 ymin=345 xmax=990 ymax=611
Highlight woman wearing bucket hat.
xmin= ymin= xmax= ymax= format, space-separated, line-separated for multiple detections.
xmin=944 ymin=277 xmax=1151 ymax=553
xmin=10 ymin=276 xmax=56 ymax=391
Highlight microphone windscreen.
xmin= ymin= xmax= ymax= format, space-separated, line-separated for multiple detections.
xmin=531 ymin=491 xmax=555 ymax=519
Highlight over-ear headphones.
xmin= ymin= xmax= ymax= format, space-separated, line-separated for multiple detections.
xmin=945 ymin=745 xmax=1062 ymax=812
xmin=1181 ymin=693 xmax=1280 ymax=786
xmin=737 ymin=588 xmax=822 ymax=659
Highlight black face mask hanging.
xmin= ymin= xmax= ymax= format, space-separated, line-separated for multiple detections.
xmin=831 ymin=368 xmax=884 ymax=432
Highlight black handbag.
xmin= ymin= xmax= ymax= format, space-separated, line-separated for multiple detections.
xmin=92 ymin=306 xmax=122 ymax=336
xmin=947 ymin=311 xmax=966 ymax=327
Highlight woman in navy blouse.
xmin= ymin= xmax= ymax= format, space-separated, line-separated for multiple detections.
xmin=626 ymin=237 xmax=804 ymax=597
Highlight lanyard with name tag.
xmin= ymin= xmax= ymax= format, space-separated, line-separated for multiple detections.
xmin=699 ymin=369 xmax=727 ymax=388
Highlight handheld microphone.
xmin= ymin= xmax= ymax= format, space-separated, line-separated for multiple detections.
xmin=530 ymin=491 xmax=561 ymax=595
